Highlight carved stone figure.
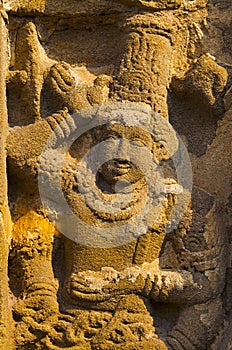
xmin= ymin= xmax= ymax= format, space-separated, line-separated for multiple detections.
xmin=3 ymin=0 xmax=231 ymax=349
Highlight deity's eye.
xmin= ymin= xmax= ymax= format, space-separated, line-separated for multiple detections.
xmin=103 ymin=136 xmax=117 ymax=144
xmin=130 ymin=138 xmax=147 ymax=147
xmin=106 ymin=133 xmax=120 ymax=140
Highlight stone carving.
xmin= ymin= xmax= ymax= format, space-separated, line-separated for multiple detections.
xmin=3 ymin=0 xmax=231 ymax=349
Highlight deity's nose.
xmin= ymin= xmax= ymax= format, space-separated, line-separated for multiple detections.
xmin=116 ymin=139 xmax=129 ymax=160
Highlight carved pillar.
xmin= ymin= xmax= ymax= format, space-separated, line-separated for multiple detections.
xmin=0 ymin=7 xmax=14 ymax=350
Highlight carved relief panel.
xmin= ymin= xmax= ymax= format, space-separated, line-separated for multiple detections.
xmin=0 ymin=0 xmax=231 ymax=349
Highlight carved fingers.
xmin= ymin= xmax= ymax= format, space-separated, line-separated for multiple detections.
xmin=68 ymin=271 xmax=146 ymax=301
xmin=102 ymin=274 xmax=146 ymax=296
xmin=67 ymin=274 xmax=111 ymax=302
xmin=48 ymin=62 xmax=76 ymax=95
xmin=46 ymin=108 xmax=76 ymax=140
xmin=144 ymin=270 xmax=187 ymax=301
xmin=44 ymin=62 xmax=90 ymax=113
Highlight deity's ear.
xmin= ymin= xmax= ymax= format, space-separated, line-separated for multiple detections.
xmin=151 ymin=140 xmax=170 ymax=163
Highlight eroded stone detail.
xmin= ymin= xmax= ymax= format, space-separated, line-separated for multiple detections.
xmin=2 ymin=0 xmax=231 ymax=349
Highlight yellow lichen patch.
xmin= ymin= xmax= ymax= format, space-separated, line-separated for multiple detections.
xmin=0 ymin=204 xmax=12 ymax=244
xmin=12 ymin=211 xmax=57 ymax=246
xmin=9 ymin=0 xmax=46 ymax=13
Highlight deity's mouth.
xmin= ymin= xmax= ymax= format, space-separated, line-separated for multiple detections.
xmin=113 ymin=159 xmax=131 ymax=169
xmin=99 ymin=159 xmax=135 ymax=182
xmin=111 ymin=159 xmax=132 ymax=175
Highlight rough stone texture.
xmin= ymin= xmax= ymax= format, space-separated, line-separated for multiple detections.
xmin=0 ymin=6 xmax=14 ymax=350
xmin=0 ymin=0 xmax=231 ymax=349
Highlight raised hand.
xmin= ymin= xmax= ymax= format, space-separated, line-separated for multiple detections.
xmin=44 ymin=62 xmax=90 ymax=113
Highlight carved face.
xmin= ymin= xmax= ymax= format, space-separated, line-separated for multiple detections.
xmin=65 ymin=122 xmax=159 ymax=226
xmin=97 ymin=123 xmax=154 ymax=185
